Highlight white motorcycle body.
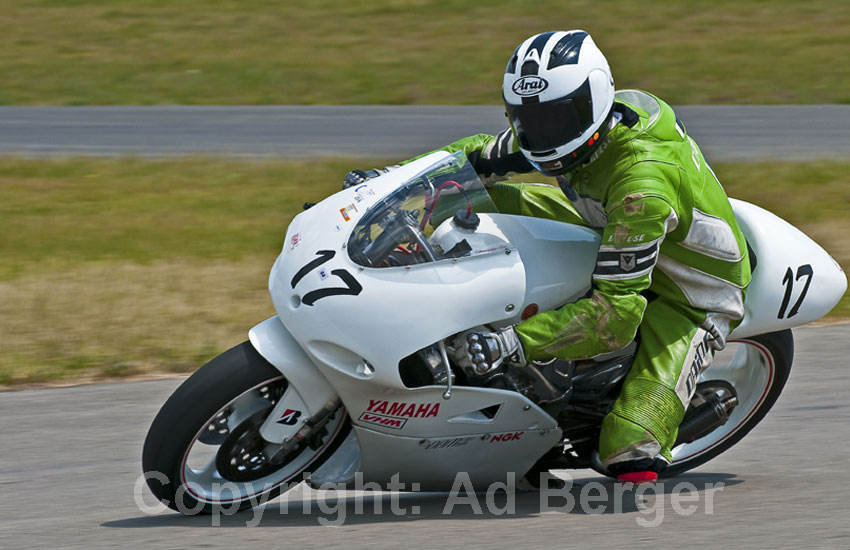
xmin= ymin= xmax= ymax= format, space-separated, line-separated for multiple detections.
xmin=248 ymin=151 xmax=846 ymax=489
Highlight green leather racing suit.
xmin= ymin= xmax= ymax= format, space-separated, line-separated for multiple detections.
xmin=409 ymin=90 xmax=751 ymax=469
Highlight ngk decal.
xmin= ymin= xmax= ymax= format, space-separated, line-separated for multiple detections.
xmin=490 ymin=431 xmax=523 ymax=443
xmin=365 ymin=399 xmax=440 ymax=418
xmin=358 ymin=413 xmax=407 ymax=430
xmin=276 ymin=409 xmax=302 ymax=426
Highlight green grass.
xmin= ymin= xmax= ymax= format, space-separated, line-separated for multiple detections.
xmin=1 ymin=157 xmax=847 ymax=387
xmin=0 ymin=157 xmax=355 ymax=278
xmin=1 ymin=0 xmax=848 ymax=105
xmin=0 ymin=157 xmax=355 ymax=387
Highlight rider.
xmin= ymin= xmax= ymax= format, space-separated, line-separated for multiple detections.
xmin=345 ymin=30 xmax=750 ymax=483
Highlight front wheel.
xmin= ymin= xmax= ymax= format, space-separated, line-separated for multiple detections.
xmin=662 ymin=329 xmax=793 ymax=477
xmin=141 ymin=341 xmax=349 ymax=514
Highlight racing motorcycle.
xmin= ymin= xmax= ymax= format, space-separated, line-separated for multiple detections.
xmin=142 ymin=151 xmax=847 ymax=513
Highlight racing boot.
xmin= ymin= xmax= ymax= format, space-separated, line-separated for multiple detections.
xmin=599 ymin=409 xmax=675 ymax=485
xmin=606 ymin=453 xmax=668 ymax=484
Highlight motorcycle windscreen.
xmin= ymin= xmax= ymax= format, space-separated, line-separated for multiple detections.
xmin=347 ymin=151 xmax=500 ymax=268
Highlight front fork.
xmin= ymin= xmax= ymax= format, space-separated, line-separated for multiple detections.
xmin=248 ymin=316 xmax=341 ymax=444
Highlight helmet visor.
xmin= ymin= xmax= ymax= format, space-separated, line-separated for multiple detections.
xmin=505 ymin=80 xmax=594 ymax=153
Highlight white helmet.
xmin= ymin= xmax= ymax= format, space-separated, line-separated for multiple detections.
xmin=503 ymin=30 xmax=615 ymax=176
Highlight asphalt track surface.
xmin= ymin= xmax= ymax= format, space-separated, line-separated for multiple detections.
xmin=1 ymin=105 xmax=850 ymax=161
xmin=1 ymin=322 xmax=848 ymax=549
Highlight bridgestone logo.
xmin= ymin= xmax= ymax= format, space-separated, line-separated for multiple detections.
xmin=276 ymin=408 xmax=302 ymax=426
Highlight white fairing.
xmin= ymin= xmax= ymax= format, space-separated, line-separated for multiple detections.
xmin=729 ymin=199 xmax=847 ymax=339
xmin=258 ymin=151 xmax=844 ymax=488
xmin=248 ymin=317 xmax=339 ymax=443
xmin=495 ymin=215 xmax=600 ymax=323
xmin=267 ymin=152 xmax=575 ymax=487
xmin=430 ymin=213 xmax=601 ymax=325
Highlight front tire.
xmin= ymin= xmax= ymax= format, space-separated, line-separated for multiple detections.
xmin=141 ymin=341 xmax=349 ymax=514
xmin=662 ymin=329 xmax=793 ymax=477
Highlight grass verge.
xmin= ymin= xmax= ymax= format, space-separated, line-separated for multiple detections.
xmin=1 ymin=157 xmax=847 ymax=387
xmin=1 ymin=0 xmax=848 ymax=105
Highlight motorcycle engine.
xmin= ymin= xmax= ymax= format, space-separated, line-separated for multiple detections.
xmin=398 ymin=344 xmax=574 ymax=417
xmin=464 ymin=359 xmax=574 ymax=417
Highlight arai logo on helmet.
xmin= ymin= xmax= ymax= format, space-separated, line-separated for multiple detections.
xmin=512 ymin=76 xmax=549 ymax=96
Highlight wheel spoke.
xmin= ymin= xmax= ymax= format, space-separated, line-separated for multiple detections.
xmin=184 ymin=457 xmax=220 ymax=495
xmin=182 ymin=391 xmax=348 ymax=504
xmin=227 ymin=390 xmax=277 ymax=431
xmin=198 ymin=378 xmax=284 ymax=445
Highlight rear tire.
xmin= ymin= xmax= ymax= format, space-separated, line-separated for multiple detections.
xmin=141 ymin=341 xmax=349 ymax=514
xmin=662 ymin=329 xmax=793 ymax=477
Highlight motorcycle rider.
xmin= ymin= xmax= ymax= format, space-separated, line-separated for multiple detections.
xmin=345 ymin=30 xmax=750 ymax=483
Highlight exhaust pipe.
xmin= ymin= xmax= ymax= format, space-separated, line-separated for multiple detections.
xmin=675 ymin=383 xmax=738 ymax=446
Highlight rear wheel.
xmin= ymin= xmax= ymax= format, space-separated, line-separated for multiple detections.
xmin=141 ymin=341 xmax=349 ymax=514
xmin=662 ymin=329 xmax=793 ymax=476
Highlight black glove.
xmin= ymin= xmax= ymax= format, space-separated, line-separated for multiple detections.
xmin=452 ymin=325 xmax=527 ymax=374
xmin=342 ymin=169 xmax=383 ymax=189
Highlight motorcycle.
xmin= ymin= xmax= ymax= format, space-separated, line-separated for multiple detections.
xmin=142 ymin=151 xmax=847 ymax=513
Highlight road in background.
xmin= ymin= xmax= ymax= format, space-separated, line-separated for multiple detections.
xmin=1 ymin=323 xmax=848 ymax=549
xmin=1 ymin=105 xmax=849 ymax=161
